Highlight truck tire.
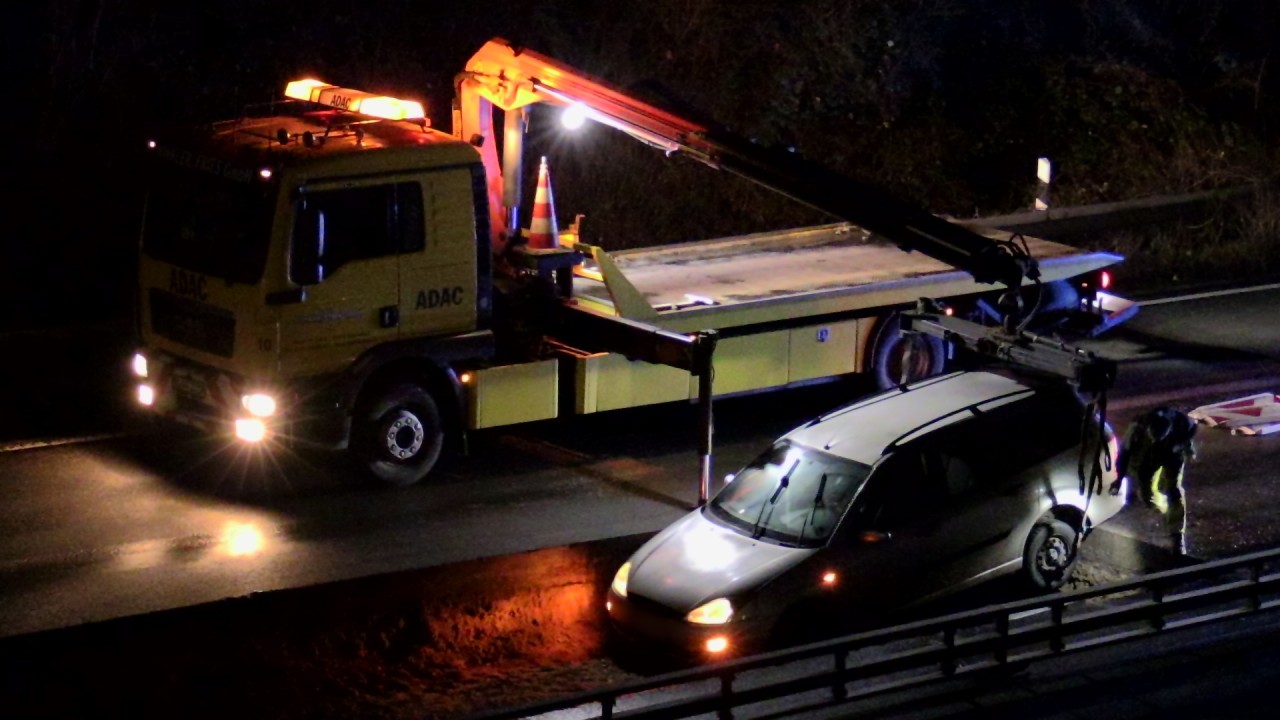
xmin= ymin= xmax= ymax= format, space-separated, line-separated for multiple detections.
xmin=356 ymin=383 xmax=444 ymax=487
xmin=870 ymin=312 xmax=946 ymax=390
xmin=1022 ymin=519 xmax=1079 ymax=590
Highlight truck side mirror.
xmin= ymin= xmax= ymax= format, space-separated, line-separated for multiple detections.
xmin=291 ymin=203 xmax=325 ymax=285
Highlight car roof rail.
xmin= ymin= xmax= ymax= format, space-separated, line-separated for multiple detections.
xmin=880 ymin=387 xmax=1036 ymax=454
xmin=804 ymin=371 xmax=967 ymax=428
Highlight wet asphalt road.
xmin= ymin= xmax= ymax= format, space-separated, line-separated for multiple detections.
xmin=0 ymin=285 xmax=1277 ymax=639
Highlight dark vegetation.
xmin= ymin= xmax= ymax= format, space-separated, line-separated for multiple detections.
xmin=13 ymin=1 xmax=1280 ymax=331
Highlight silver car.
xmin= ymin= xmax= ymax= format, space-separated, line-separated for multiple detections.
xmin=606 ymin=370 xmax=1125 ymax=657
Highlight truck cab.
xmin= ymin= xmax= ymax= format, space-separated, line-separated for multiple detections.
xmin=136 ymin=101 xmax=495 ymax=482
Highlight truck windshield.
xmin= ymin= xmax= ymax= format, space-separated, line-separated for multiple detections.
xmin=706 ymin=442 xmax=871 ymax=548
xmin=142 ymin=157 xmax=274 ymax=284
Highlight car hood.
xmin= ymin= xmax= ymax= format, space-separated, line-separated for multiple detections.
xmin=627 ymin=510 xmax=818 ymax=614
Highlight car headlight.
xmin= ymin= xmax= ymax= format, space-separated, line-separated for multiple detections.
xmin=132 ymin=352 xmax=148 ymax=378
xmin=241 ymin=393 xmax=277 ymax=418
xmin=686 ymin=597 xmax=734 ymax=625
xmin=611 ymin=562 xmax=631 ymax=598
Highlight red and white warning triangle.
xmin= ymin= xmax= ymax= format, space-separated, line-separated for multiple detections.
xmin=1189 ymin=393 xmax=1280 ymax=436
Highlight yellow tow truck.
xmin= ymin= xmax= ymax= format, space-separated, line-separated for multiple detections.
xmin=132 ymin=38 xmax=1133 ymax=487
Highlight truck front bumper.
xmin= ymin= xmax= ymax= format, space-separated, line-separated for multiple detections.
xmin=131 ymin=350 xmax=351 ymax=450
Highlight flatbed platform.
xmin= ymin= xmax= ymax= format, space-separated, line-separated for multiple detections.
xmin=573 ymin=223 xmax=1121 ymax=332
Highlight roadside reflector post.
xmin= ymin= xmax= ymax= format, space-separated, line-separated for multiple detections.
xmin=1034 ymin=157 xmax=1052 ymax=211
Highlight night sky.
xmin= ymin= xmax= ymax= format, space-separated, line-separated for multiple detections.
xmin=10 ymin=0 xmax=1279 ymax=329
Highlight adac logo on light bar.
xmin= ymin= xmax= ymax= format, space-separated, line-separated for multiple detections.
xmin=284 ymin=79 xmax=426 ymax=121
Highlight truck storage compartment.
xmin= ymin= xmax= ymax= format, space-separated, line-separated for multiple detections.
xmin=466 ymin=358 xmax=559 ymax=429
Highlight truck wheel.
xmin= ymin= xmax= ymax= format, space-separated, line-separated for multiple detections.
xmin=870 ymin=313 xmax=946 ymax=390
xmin=357 ymin=383 xmax=444 ymax=486
xmin=1022 ymin=519 xmax=1079 ymax=590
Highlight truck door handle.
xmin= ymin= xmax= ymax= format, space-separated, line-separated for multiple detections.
xmin=265 ymin=288 xmax=308 ymax=306
xmin=379 ymin=306 xmax=399 ymax=328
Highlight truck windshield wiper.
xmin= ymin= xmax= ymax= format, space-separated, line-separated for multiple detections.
xmin=752 ymin=459 xmax=798 ymax=539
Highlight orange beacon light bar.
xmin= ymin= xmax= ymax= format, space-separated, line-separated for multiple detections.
xmin=284 ymin=79 xmax=426 ymax=121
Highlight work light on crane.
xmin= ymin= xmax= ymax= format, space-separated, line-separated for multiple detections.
xmin=561 ymin=103 xmax=588 ymax=130
xmin=284 ymin=79 xmax=426 ymax=121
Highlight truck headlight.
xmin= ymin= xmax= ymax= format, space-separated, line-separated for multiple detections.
xmin=132 ymin=353 xmax=148 ymax=378
xmin=241 ymin=393 xmax=277 ymax=418
xmin=611 ymin=562 xmax=631 ymax=598
xmin=235 ymin=418 xmax=268 ymax=443
xmin=686 ymin=597 xmax=734 ymax=625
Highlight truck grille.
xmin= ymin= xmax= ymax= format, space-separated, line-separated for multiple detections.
xmin=150 ymin=289 xmax=236 ymax=358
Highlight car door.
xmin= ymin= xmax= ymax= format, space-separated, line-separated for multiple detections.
xmin=828 ymin=448 xmax=950 ymax=615
xmin=834 ymin=440 xmax=1022 ymax=614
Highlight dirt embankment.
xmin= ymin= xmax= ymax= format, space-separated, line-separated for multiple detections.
xmin=0 ymin=525 xmax=1155 ymax=720
xmin=0 ymin=537 xmax=644 ymax=720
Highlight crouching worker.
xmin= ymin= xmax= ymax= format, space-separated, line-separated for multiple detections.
xmin=1113 ymin=407 xmax=1198 ymax=555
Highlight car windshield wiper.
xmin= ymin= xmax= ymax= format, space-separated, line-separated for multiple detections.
xmin=799 ymin=473 xmax=829 ymax=541
xmin=752 ymin=459 xmax=798 ymax=539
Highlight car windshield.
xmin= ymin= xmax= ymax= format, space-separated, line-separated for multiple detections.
xmin=142 ymin=152 xmax=274 ymax=284
xmin=706 ymin=441 xmax=871 ymax=548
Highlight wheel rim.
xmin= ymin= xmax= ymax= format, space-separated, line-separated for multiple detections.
xmin=889 ymin=335 xmax=935 ymax=384
xmin=380 ymin=410 xmax=425 ymax=461
xmin=1037 ymin=535 xmax=1071 ymax=574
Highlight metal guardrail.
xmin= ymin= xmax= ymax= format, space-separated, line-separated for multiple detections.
xmin=961 ymin=186 xmax=1253 ymax=240
xmin=476 ymin=545 xmax=1280 ymax=719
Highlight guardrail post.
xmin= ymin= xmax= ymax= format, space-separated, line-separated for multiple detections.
xmin=832 ymin=651 xmax=848 ymax=701
xmin=717 ymin=672 xmax=734 ymax=720
xmin=1050 ymin=602 xmax=1065 ymax=653
xmin=995 ymin=613 xmax=1010 ymax=665
xmin=602 ymin=696 xmax=614 ymax=720
xmin=942 ymin=627 xmax=958 ymax=676
xmin=1150 ymin=581 xmax=1166 ymax=631
xmin=1249 ymin=563 xmax=1262 ymax=612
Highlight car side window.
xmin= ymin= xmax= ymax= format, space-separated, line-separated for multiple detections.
xmin=959 ymin=393 xmax=1082 ymax=479
xmin=290 ymin=181 xmax=424 ymax=284
xmin=856 ymin=451 xmax=945 ymax=531
xmin=853 ymin=447 xmax=981 ymax=533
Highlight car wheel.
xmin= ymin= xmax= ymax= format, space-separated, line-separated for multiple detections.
xmin=1023 ymin=519 xmax=1079 ymax=590
xmin=871 ymin=312 xmax=947 ymax=390
xmin=356 ymin=383 xmax=444 ymax=487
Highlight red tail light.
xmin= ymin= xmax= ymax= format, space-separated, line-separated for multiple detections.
xmin=1100 ymin=271 xmax=1112 ymax=290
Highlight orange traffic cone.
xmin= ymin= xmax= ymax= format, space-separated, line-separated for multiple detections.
xmin=527 ymin=156 xmax=559 ymax=249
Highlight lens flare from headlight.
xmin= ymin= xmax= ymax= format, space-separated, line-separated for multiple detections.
xmin=137 ymin=384 xmax=155 ymax=406
xmin=235 ymin=418 xmax=267 ymax=442
xmin=132 ymin=353 xmax=148 ymax=378
xmin=686 ymin=597 xmax=734 ymax=625
xmin=242 ymin=393 xmax=277 ymax=417
xmin=611 ymin=562 xmax=631 ymax=597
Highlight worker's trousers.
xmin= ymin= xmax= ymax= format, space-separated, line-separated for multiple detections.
xmin=1148 ymin=460 xmax=1187 ymax=545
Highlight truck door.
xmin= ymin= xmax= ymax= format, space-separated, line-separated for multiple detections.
xmin=277 ymin=180 xmax=412 ymax=376
xmin=396 ymin=167 xmax=481 ymax=340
